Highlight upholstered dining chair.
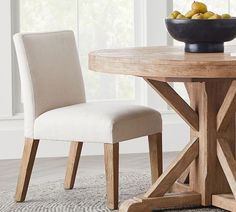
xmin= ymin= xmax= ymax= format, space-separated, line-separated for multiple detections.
xmin=13 ymin=31 xmax=162 ymax=210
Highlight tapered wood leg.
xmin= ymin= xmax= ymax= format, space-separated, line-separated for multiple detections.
xmin=104 ymin=143 xmax=119 ymax=210
xmin=148 ymin=133 xmax=163 ymax=184
xmin=15 ymin=138 xmax=39 ymax=202
xmin=64 ymin=142 xmax=83 ymax=189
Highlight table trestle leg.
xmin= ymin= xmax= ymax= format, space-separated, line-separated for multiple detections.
xmin=217 ymin=139 xmax=236 ymax=199
xmin=119 ymin=192 xmax=201 ymax=212
xmin=212 ymin=194 xmax=236 ymax=212
xmin=120 ymin=80 xmax=236 ymax=212
xmin=177 ymin=166 xmax=190 ymax=184
xmin=145 ymin=138 xmax=199 ymax=197
xmin=119 ymin=138 xmax=201 ymax=212
xmin=144 ymin=79 xmax=199 ymax=131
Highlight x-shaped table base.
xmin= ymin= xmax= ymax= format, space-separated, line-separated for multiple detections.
xmin=120 ymin=79 xmax=236 ymax=212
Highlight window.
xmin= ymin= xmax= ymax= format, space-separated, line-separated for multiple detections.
xmin=20 ymin=0 xmax=77 ymax=32
xmin=78 ymin=0 xmax=135 ymax=101
xmin=20 ymin=0 xmax=136 ymax=102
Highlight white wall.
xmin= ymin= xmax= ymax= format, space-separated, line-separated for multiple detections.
xmin=0 ymin=0 xmax=190 ymax=159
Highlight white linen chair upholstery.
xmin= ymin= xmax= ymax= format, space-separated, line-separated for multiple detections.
xmin=13 ymin=31 xmax=162 ymax=210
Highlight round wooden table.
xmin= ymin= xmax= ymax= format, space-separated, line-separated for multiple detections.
xmin=89 ymin=46 xmax=236 ymax=212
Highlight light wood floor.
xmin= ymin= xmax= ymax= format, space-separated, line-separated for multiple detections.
xmin=0 ymin=152 xmax=178 ymax=191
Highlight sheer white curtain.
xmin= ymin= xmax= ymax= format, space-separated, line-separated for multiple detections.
xmin=20 ymin=0 xmax=137 ymax=104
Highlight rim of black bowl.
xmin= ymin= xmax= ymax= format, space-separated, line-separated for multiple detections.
xmin=165 ymin=17 xmax=236 ymax=22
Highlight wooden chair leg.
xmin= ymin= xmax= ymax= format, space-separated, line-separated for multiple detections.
xmin=64 ymin=141 xmax=83 ymax=190
xmin=148 ymin=133 xmax=163 ymax=184
xmin=104 ymin=143 xmax=119 ymax=210
xmin=15 ymin=138 xmax=39 ymax=202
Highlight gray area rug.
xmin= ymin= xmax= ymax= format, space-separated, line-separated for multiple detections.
xmin=0 ymin=173 xmax=225 ymax=212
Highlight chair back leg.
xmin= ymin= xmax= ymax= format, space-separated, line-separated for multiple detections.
xmin=104 ymin=143 xmax=119 ymax=210
xmin=64 ymin=141 xmax=83 ymax=189
xmin=15 ymin=138 xmax=39 ymax=202
xmin=148 ymin=133 xmax=163 ymax=184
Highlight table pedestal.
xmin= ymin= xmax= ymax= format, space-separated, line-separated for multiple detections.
xmin=120 ymin=79 xmax=236 ymax=212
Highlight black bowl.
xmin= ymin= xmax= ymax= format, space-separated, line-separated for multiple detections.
xmin=165 ymin=18 xmax=236 ymax=53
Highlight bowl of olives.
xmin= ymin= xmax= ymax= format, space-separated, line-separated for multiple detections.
xmin=166 ymin=1 xmax=236 ymax=53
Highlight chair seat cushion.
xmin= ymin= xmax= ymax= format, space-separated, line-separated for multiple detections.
xmin=34 ymin=102 xmax=162 ymax=143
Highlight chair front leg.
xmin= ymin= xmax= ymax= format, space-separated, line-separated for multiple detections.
xmin=148 ymin=133 xmax=163 ymax=184
xmin=104 ymin=143 xmax=119 ymax=210
xmin=15 ymin=138 xmax=39 ymax=202
xmin=64 ymin=141 xmax=83 ymax=189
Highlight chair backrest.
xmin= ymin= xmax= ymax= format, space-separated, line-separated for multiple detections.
xmin=14 ymin=31 xmax=86 ymax=138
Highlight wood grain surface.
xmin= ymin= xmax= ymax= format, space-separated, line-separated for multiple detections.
xmin=89 ymin=46 xmax=236 ymax=80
